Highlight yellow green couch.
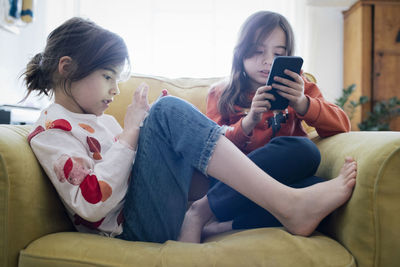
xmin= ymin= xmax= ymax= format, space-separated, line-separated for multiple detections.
xmin=1 ymin=74 xmax=399 ymax=267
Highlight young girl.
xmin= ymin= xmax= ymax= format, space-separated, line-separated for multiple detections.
xmin=25 ymin=17 xmax=356 ymax=244
xmin=180 ymin=11 xmax=353 ymax=242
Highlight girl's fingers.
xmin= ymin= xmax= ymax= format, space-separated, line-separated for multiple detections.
xmin=141 ymin=85 xmax=150 ymax=111
xmin=276 ymin=90 xmax=297 ymax=102
xmin=254 ymin=90 xmax=275 ymax=101
xmin=273 ymin=78 xmax=297 ymax=89
xmin=133 ymin=83 xmax=145 ymax=103
xmin=283 ymin=69 xmax=302 ymax=83
xmin=274 ymin=70 xmax=303 ymax=88
xmin=133 ymin=82 xmax=150 ymax=106
xmin=256 ymin=85 xmax=272 ymax=94
xmin=140 ymin=84 xmax=149 ymax=101
xmin=252 ymin=100 xmax=271 ymax=112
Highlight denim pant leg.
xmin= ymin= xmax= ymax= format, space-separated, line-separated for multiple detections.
xmin=207 ymin=136 xmax=321 ymax=222
xmin=119 ymin=96 xmax=223 ymax=243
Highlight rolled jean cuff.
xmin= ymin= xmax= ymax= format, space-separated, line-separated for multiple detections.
xmin=198 ymin=125 xmax=224 ymax=176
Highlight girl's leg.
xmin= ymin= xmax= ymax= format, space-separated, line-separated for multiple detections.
xmin=119 ymin=96 xmax=224 ymax=243
xmin=207 ymin=136 xmax=321 ymax=222
xmin=201 ymin=176 xmax=326 ymax=240
xmin=180 ymin=136 xmax=357 ymax=242
xmin=231 ymin=176 xmax=326 ymax=229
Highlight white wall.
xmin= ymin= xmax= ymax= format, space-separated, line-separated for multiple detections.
xmin=0 ymin=0 xmax=356 ymax=107
xmin=0 ymin=0 xmax=48 ymax=107
xmin=0 ymin=0 xmax=75 ymax=107
xmin=303 ymin=4 xmax=351 ymax=102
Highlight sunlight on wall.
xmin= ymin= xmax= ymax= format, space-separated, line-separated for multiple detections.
xmin=77 ymin=0 xmax=306 ymax=78
xmin=1 ymin=0 xmax=354 ymax=107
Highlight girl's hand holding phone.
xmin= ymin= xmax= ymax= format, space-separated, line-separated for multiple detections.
xmin=272 ymin=69 xmax=309 ymax=116
xmin=241 ymin=85 xmax=275 ymax=135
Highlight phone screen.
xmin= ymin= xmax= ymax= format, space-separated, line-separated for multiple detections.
xmin=266 ymin=56 xmax=303 ymax=110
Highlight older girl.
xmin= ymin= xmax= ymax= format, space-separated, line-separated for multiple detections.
xmin=181 ymin=11 xmax=352 ymax=242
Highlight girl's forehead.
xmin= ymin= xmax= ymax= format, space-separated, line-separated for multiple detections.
xmin=106 ymin=64 xmax=130 ymax=81
xmin=103 ymin=64 xmax=124 ymax=75
xmin=255 ymin=27 xmax=286 ymax=48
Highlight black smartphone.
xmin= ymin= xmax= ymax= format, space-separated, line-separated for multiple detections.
xmin=266 ymin=56 xmax=304 ymax=110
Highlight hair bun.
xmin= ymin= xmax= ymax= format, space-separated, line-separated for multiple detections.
xmin=24 ymin=53 xmax=51 ymax=94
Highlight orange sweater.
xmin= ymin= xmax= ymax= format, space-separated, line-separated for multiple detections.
xmin=206 ymin=77 xmax=351 ymax=154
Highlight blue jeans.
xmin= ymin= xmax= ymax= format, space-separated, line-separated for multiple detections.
xmin=207 ymin=136 xmax=326 ymax=229
xmin=118 ymin=96 xmax=223 ymax=243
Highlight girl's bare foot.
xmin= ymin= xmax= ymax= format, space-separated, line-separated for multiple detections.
xmin=178 ymin=197 xmax=213 ymax=243
xmin=201 ymin=218 xmax=233 ymax=241
xmin=280 ymin=157 xmax=357 ymax=236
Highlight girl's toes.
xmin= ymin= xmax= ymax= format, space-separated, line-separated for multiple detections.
xmin=346 ymin=178 xmax=356 ymax=188
xmin=345 ymin=156 xmax=354 ymax=163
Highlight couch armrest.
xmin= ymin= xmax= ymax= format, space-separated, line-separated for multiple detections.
xmin=0 ymin=125 xmax=74 ymax=267
xmin=313 ymin=131 xmax=400 ymax=267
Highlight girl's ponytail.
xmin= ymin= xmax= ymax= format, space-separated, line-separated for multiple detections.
xmin=22 ymin=53 xmax=52 ymax=101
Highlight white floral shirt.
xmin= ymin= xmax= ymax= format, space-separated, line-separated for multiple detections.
xmin=28 ymin=103 xmax=136 ymax=237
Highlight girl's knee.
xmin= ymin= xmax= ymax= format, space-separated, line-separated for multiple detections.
xmin=153 ymin=96 xmax=188 ymax=110
xmin=272 ymin=136 xmax=321 ymax=164
xmin=150 ymin=96 xmax=193 ymax=117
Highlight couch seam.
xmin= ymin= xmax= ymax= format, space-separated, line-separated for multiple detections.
xmin=373 ymin=145 xmax=400 ymax=267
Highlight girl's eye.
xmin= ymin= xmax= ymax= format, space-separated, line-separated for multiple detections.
xmin=103 ymin=75 xmax=112 ymax=80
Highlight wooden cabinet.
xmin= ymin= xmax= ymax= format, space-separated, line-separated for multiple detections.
xmin=343 ymin=0 xmax=400 ymax=131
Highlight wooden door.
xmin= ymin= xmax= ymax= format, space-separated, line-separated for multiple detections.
xmin=373 ymin=3 xmax=400 ymax=131
xmin=343 ymin=3 xmax=372 ymax=130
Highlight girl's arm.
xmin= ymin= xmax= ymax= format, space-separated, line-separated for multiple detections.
xmin=30 ymin=128 xmax=135 ymax=223
xmin=206 ymin=85 xmax=256 ymax=151
xmin=297 ymin=79 xmax=351 ymax=137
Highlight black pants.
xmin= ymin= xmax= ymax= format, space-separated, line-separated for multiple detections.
xmin=207 ymin=136 xmax=325 ymax=229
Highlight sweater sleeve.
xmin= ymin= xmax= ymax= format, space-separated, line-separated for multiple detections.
xmin=30 ymin=128 xmax=135 ymax=223
xmin=297 ymin=78 xmax=351 ymax=137
xmin=206 ymin=84 xmax=252 ymax=150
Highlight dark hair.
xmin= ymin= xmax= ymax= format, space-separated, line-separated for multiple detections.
xmin=218 ymin=11 xmax=295 ymax=119
xmin=22 ymin=17 xmax=130 ymax=100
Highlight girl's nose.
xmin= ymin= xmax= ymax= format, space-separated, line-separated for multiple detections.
xmin=263 ymin=54 xmax=274 ymax=66
xmin=110 ymin=83 xmax=120 ymax=96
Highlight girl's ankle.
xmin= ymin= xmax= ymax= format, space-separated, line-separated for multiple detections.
xmin=189 ymin=197 xmax=213 ymax=224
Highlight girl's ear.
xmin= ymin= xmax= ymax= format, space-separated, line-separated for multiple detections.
xmin=58 ymin=56 xmax=74 ymax=77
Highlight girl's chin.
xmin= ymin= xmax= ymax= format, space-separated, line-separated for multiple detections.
xmin=250 ymin=78 xmax=267 ymax=89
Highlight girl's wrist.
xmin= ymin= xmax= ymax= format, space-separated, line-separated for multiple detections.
xmin=241 ymin=115 xmax=257 ymax=136
xmin=119 ymin=127 xmax=140 ymax=150
xmin=293 ymin=96 xmax=310 ymax=116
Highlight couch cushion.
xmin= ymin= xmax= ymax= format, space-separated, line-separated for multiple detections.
xmin=19 ymin=229 xmax=355 ymax=267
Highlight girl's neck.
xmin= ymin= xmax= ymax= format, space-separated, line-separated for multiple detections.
xmin=54 ymin=90 xmax=84 ymax=114
xmin=248 ymin=79 xmax=262 ymax=93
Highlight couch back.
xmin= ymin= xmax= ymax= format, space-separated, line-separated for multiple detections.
xmin=107 ymin=73 xmax=224 ymax=126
